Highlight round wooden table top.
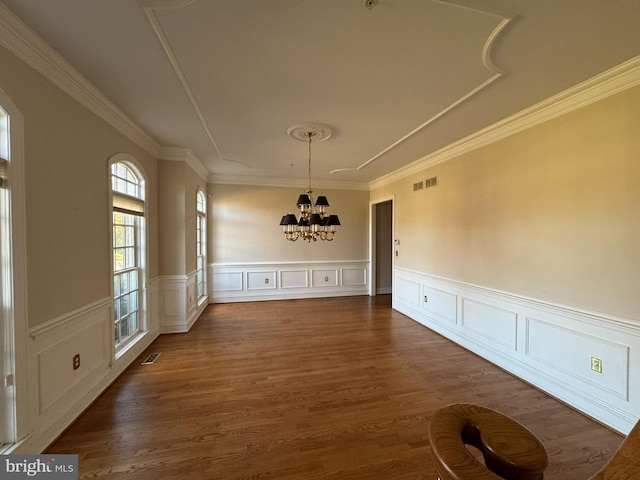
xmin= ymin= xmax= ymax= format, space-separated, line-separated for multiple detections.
xmin=429 ymin=403 xmax=548 ymax=480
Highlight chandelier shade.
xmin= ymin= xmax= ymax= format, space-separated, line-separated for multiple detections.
xmin=280 ymin=124 xmax=341 ymax=242
xmin=315 ymin=195 xmax=329 ymax=207
xmin=296 ymin=194 xmax=312 ymax=207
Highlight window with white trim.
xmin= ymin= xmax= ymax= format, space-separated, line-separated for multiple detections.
xmin=0 ymin=105 xmax=11 ymax=445
xmin=111 ymin=161 xmax=145 ymax=349
xmin=196 ymin=190 xmax=207 ymax=302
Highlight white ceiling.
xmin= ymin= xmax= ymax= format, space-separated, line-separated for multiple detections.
xmin=2 ymin=0 xmax=640 ymax=186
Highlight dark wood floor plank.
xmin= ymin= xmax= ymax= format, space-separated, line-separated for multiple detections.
xmin=47 ymin=295 xmax=623 ymax=479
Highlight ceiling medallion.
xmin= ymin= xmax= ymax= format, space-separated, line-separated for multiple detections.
xmin=279 ymin=123 xmax=341 ymax=242
xmin=287 ymin=123 xmax=333 ymax=143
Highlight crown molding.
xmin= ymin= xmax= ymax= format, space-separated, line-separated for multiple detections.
xmin=370 ymin=54 xmax=640 ymax=190
xmin=0 ymin=3 xmax=161 ymax=157
xmin=158 ymin=146 xmax=209 ymax=181
xmin=208 ymin=174 xmax=370 ymax=191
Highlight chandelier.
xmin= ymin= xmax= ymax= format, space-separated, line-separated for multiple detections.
xmin=279 ymin=124 xmax=341 ymax=242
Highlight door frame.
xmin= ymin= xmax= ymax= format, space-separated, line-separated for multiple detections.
xmin=368 ymin=195 xmax=394 ymax=297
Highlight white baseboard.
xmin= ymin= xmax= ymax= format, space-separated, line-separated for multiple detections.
xmin=393 ymin=267 xmax=640 ymax=434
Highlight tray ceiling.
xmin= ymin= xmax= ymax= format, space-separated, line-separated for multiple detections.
xmin=2 ymin=0 xmax=640 ymax=186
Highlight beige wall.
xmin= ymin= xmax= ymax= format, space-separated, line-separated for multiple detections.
xmin=372 ymin=85 xmax=640 ymax=320
xmin=0 ymin=45 xmax=159 ymax=327
xmin=158 ymin=161 xmax=186 ymax=275
xmin=208 ymin=183 xmax=369 ymax=263
xmin=158 ymin=160 xmax=207 ymax=276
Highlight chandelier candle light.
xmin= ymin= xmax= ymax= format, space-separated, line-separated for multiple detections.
xmin=280 ymin=124 xmax=341 ymax=242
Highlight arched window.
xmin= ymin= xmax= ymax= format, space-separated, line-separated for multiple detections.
xmin=110 ymin=159 xmax=146 ymax=350
xmin=196 ymin=190 xmax=207 ymax=303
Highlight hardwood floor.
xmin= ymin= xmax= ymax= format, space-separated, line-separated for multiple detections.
xmin=47 ymin=295 xmax=624 ymax=479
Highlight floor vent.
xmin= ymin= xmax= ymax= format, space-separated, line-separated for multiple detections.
xmin=141 ymin=353 xmax=160 ymax=365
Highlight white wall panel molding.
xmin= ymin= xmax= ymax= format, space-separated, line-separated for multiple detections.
xmin=158 ymin=272 xmax=205 ymax=334
xmin=461 ymin=298 xmax=518 ymax=351
xmin=280 ymin=269 xmax=308 ymax=289
xmin=525 ymin=317 xmax=629 ymax=401
xmin=28 ymin=297 xmax=112 ymax=341
xmin=210 ymin=261 xmax=369 ymax=303
xmin=13 ymin=298 xmax=159 ymax=454
xmin=147 ymin=276 xmax=161 ymax=336
xmin=393 ymin=267 xmax=640 ymax=434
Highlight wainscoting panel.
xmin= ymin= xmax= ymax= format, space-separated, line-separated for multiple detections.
xmin=280 ymin=269 xmax=308 ymax=289
xmin=20 ymin=296 xmax=159 ymax=453
xmin=343 ymin=267 xmax=367 ymax=286
xmin=210 ymin=261 xmax=369 ymax=303
xmin=393 ymin=267 xmax=640 ymax=434
xmin=32 ymin=301 xmax=110 ymax=415
xmin=461 ymin=298 xmax=518 ymax=351
xmin=159 ymin=273 xmax=207 ymax=333
xmin=421 ymin=285 xmax=457 ymax=326
xmin=247 ymin=271 xmax=277 ymax=290
xmin=212 ymin=271 xmax=243 ymax=292
xmin=395 ymin=276 xmax=421 ymax=309
xmin=526 ymin=317 xmax=629 ymax=400
xmin=311 ymin=269 xmax=338 ymax=287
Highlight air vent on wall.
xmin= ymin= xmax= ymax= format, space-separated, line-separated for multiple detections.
xmin=413 ymin=176 xmax=438 ymax=192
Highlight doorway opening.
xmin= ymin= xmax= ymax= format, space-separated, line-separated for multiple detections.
xmin=370 ymin=197 xmax=393 ymax=297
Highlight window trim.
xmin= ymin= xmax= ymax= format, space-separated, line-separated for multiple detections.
xmin=108 ymin=154 xmax=147 ymax=356
xmin=0 ymin=90 xmax=28 ymax=447
xmin=196 ymin=189 xmax=207 ymax=303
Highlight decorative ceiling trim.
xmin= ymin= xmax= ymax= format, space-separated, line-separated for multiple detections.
xmin=142 ymin=4 xmax=225 ymax=165
xmin=138 ymin=0 xmax=198 ymax=9
xmin=370 ymin=54 xmax=640 ymax=190
xmin=0 ymin=2 xmax=161 ymax=157
xmin=335 ymin=1 xmax=514 ymax=175
xmin=208 ymin=174 xmax=369 ymax=191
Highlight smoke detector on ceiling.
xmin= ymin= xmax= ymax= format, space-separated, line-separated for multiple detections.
xmin=364 ymin=0 xmax=377 ymax=9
